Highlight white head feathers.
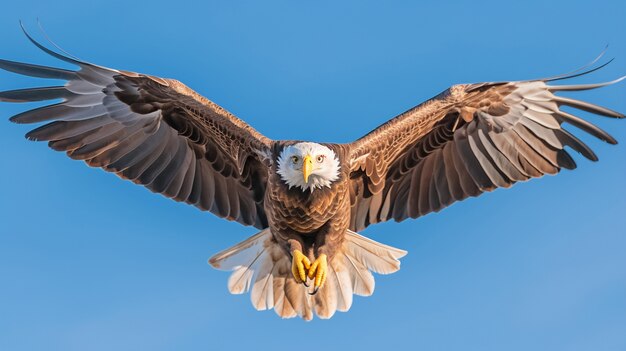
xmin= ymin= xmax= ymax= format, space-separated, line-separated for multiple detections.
xmin=277 ymin=142 xmax=341 ymax=192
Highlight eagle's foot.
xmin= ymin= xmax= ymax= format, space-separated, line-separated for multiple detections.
xmin=291 ymin=249 xmax=311 ymax=286
xmin=307 ymin=254 xmax=328 ymax=295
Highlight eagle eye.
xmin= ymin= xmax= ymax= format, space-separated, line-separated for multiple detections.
xmin=291 ymin=156 xmax=299 ymax=164
xmin=316 ymin=155 xmax=326 ymax=163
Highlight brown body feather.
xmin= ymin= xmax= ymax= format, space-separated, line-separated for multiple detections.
xmin=266 ymin=143 xmax=351 ymax=260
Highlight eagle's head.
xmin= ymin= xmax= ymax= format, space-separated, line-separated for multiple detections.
xmin=277 ymin=142 xmax=341 ymax=192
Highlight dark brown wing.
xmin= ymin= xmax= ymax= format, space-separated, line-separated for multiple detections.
xmin=347 ymin=70 xmax=624 ymax=232
xmin=1 ymin=32 xmax=272 ymax=229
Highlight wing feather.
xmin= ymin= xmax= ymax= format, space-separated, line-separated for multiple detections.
xmin=348 ymin=65 xmax=623 ymax=231
xmin=2 ymin=32 xmax=272 ymax=228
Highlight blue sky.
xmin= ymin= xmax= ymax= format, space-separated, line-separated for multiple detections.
xmin=0 ymin=1 xmax=625 ymax=350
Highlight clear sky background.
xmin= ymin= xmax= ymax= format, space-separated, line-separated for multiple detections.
xmin=0 ymin=1 xmax=625 ymax=350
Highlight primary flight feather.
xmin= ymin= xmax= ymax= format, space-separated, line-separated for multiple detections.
xmin=2 ymin=27 xmax=624 ymax=320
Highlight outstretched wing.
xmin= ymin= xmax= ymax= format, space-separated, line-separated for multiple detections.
xmin=347 ymin=67 xmax=624 ymax=232
xmin=1 ymin=31 xmax=272 ymax=229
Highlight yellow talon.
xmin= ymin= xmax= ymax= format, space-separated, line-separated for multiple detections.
xmin=291 ymin=249 xmax=311 ymax=284
xmin=307 ymin=254 xmax=328 ymax=293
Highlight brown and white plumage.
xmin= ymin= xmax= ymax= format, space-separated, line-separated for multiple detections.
xmin=2 ymin=28 xmax=272 ymax=229
xmin=2 ymin=27 xmax=623 ymax=320
xmin=348 ymin=75 xmax=625 ymax=231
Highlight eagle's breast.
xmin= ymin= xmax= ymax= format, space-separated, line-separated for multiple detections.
xmin=266 ymin=171 xmax=349 ymax=234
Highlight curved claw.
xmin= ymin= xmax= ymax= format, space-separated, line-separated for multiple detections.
xmin=308 ymin=286 xmax=320 ymax=296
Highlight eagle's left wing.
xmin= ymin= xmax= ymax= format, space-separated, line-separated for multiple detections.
xmin=347 ymin=67 xmax=624 ymax=232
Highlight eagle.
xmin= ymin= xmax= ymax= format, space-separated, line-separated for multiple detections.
xmin=2 ymin=28 xmax=624 ymax=320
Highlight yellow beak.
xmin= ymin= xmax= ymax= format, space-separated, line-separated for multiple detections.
xmin=302 ymin=155 xmax=313 ymax=183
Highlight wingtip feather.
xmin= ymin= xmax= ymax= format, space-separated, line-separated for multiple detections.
xmin=19 ymin=21 xmax=82 ymax=66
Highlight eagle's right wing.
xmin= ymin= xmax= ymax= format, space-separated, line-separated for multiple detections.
xmin=1 ymin=29 xmax=273 ymax=229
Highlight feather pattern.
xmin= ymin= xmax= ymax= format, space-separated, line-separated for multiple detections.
xmin=348 ymin=67 xmax=624 ymax=232
xmin=209 ymin=229 xmax=405 ymax=320
xmin=1 ymin=31 xmax=272 ymax=229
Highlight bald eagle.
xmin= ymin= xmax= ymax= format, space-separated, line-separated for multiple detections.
xmin=2 ymin=28 xmax=624 ymax=320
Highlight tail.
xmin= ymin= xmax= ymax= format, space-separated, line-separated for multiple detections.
xmin=209 ymin=229 xmax=407 ymax=320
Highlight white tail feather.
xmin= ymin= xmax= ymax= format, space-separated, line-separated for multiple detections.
xmin=343 ymin=253 xmax=375 ymax=296
xmin=209 ymin=228 xmax=407 ymax=320
xmin=329 ymin=262 xmax=352 ymax=312
xmin=343 ymin=230 xmax=407 ymax=274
